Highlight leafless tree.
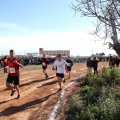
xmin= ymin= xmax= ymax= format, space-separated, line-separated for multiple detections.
xmin=72 ymin=0 xmax=120 ymax=56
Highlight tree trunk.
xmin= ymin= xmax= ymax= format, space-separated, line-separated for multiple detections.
xmin=110 ymin=9 xmax=120 ymax=56
xmin=113 ymin=44 xmax=120 ymax=56
xmin=110 ymin=11 xmax=119 ymax=44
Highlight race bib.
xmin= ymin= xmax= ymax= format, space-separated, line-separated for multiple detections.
xmin=10 ymin=68 xmax=15 ymax=73
xmin=42 ymin=62 xmax=46 ymax=66
xmin=67 ymin=63 xmax=71 ymax=66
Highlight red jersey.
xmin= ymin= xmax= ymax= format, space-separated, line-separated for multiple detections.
xmin=7 ymin=57 xmax=20 ymax=76
xmin=40 ymin=58 xmax=49 ymax=67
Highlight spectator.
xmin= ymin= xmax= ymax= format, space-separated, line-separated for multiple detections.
xmin=93 ymin=57 xmax=99 ymax=75
xmin=109 ymin=56 xmax=115 ymax=67
xmin=87 ymin=57 xmax=93 ymax=74
xmin=115 ymin=57 xmax=120 ymax=67
xmin=2 ymin=56 xmax=7 ymax=73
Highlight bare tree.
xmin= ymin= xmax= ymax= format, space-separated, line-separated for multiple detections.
xmin=72 ymin=0 xmax=120 ymax=56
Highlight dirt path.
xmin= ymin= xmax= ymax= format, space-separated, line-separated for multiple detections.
xmin=0 ymin=63 xmax=107 ymax=120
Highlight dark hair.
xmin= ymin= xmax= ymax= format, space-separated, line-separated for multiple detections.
xmin=10 ymin=49 xmax=14 ymax=52
xmin=57 ymin=54 xmax=61 ymax=57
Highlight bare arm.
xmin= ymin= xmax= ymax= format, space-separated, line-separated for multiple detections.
xmin=14 ymin=60 xmax=23 ymax=68
xmin=65 ymin=61 xmax=68 ymax=73
xmin=52 ymin=61 xmax=57 ymax=71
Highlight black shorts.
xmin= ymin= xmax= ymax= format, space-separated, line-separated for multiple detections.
xmin=42 ymin=66 xmax=47 ymax=70
xmin=56 ymin=73 xmax=64 ymax=78
xmin=6 ymin=74 xmax=19 ymax=85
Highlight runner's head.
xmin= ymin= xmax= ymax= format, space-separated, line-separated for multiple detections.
xmin=10 ymin=49 xmax=15 ymax=58
xmin=43 ymin=54 xmax=45 ymax=58
xmin=57 ymin=54 xmax=61 ymax=61
xmin=67 ymin=56 xmax=70 ymax=60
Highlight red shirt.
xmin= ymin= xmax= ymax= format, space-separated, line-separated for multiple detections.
xmin=40 ymin=58 xmax=49 ymax=67
xmin=7 ymin=57 xmax=20 ymax=76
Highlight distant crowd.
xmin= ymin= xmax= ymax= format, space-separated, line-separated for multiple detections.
xmin=0 ymin=55 xmax=119 ymax=69
xmin=0 ymin=56 xmax=56 ymax=69
xmin=86 ymin=55 xmax=120 ymax=75
xmin=0 ymin=49 xmax=120 ymax=99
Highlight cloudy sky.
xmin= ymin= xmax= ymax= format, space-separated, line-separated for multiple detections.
xmin=0 ymin=0 xmax=117 ymax=56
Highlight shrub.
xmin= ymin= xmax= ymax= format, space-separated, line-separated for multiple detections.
xmin=67 ymin=68 xmax=120 ymax=120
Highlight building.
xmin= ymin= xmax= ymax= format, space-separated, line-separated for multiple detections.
xmin=39 ymin=48 xmax=70 ymax=57
xmin=27 ymin=53 xmax=38 ymax=56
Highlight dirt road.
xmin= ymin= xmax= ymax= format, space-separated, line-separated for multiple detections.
xmin=0 ymin=62 xmax=106 ymax=120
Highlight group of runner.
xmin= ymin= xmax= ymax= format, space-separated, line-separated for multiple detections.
xmin=4 ymin=50 xmax=73 ymax=99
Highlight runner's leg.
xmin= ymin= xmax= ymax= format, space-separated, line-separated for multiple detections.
xmin=6 ymin=82 xmax=13 ymax=91
xmin=6 ymin=75 xmax=14 ymax=92
xmin=57 ymin=76 xmax=62 ymax=89
xmin=13 ymin=76 xmax=21 ymax=98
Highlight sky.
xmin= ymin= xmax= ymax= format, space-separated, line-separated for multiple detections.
xmin=0 ymin=0 xmax=117 ymax=56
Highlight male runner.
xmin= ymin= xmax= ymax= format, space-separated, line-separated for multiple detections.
xmin=40 ymin=54 xmax=49 ymax=79
xmin=66 ymin=56 xmax=73 ymax=78
xmin=52 ymin=54 xmax=68 ymax=91
xmin=6 ymin=50 xmax=23 ymax=99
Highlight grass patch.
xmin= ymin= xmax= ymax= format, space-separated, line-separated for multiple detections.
xmin=67 ymin=67 xmax=120 ymax=120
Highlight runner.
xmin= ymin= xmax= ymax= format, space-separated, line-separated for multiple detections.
xmin=2 ymin=56 xmax=7 ymax=73
xmin=6 ymin=50 xmax=23 ymax=99
xmin=66 ymin=56 xmax=73 ymax=78
xmin=52 ymin=54 xmax=68 ymax=91
xmin=40 ymin=54 xmax=49 ymax=79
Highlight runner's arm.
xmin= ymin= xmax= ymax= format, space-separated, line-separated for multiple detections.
xmin=52 ymin=61 xmax=57 ymax=70
xmin=71 ymin=60 xmax=73 ymax=67
xmin=14 ymin=60 xmax=23 ymax=68
xmin=65 ymin=61 xmax=68 ymax=73
xmin=46 ymin=59 xmax=50 ymax=64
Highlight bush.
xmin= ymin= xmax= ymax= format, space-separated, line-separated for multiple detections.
xmin=80 ymin=85 xmax=102 ymax=105
xmin=83 ymin=75 xmax=104 ymax=87
xmin=67 ymin=68 xmax=120 ymax=120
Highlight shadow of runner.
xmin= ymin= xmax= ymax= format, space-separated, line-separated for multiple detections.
xmin=0 ymin=91 xmax=59 ymax=117
xmin=19 ymin=76 xmax=55 ymax=88
xmin=0 ymin=88 xmax=8 ymax=93
xmin=37 ymin=80 xmax=58 ymax=88
xmin=37 ymin=76 xmax=70 ymax=88
xmin=0 ymin=77 xmax=53 ymax=93
xmin=0 ymin=98 xmax=16 ymax=105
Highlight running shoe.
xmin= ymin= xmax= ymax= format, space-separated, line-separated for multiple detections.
xmin=62 ymin=78 xmax=65 ymax=83
xmin=58 ymin=88 xmax=62 ymax=91
xmin=46 ymin=74 xmax=48 ymax=79
xmin=17 ymin=94 xmax=21 ymax=99
xmin=11 ymin=89 xmax=16 ymax=96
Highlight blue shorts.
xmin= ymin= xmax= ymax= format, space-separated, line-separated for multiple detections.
xmin=67 ymin=66 xmax=71 ymax=72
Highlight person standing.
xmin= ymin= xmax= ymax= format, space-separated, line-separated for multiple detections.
xmin=6 ymin=50 xmax=23 ymax=99
xmin=0 ymin=59 xmax=2 ymax=68
xmin=66 ymin=56 xmax=73 ymax=78
xmin=109 ymin=55 xmax=115 ymax=67
xmin=86 ymin=57 xmax=93 ymax=74
xmin=115 ymin=56 xmax=120 ymax=67
xmin=40 ymin=54 xmax=49 ymax=79
xmin=2 ymin=56 xmax=7 ymax=73
xmin=52 ymin=54 xmax=68 ymax=91
xmin=93 ymin=57 xmax=99 ymax=75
